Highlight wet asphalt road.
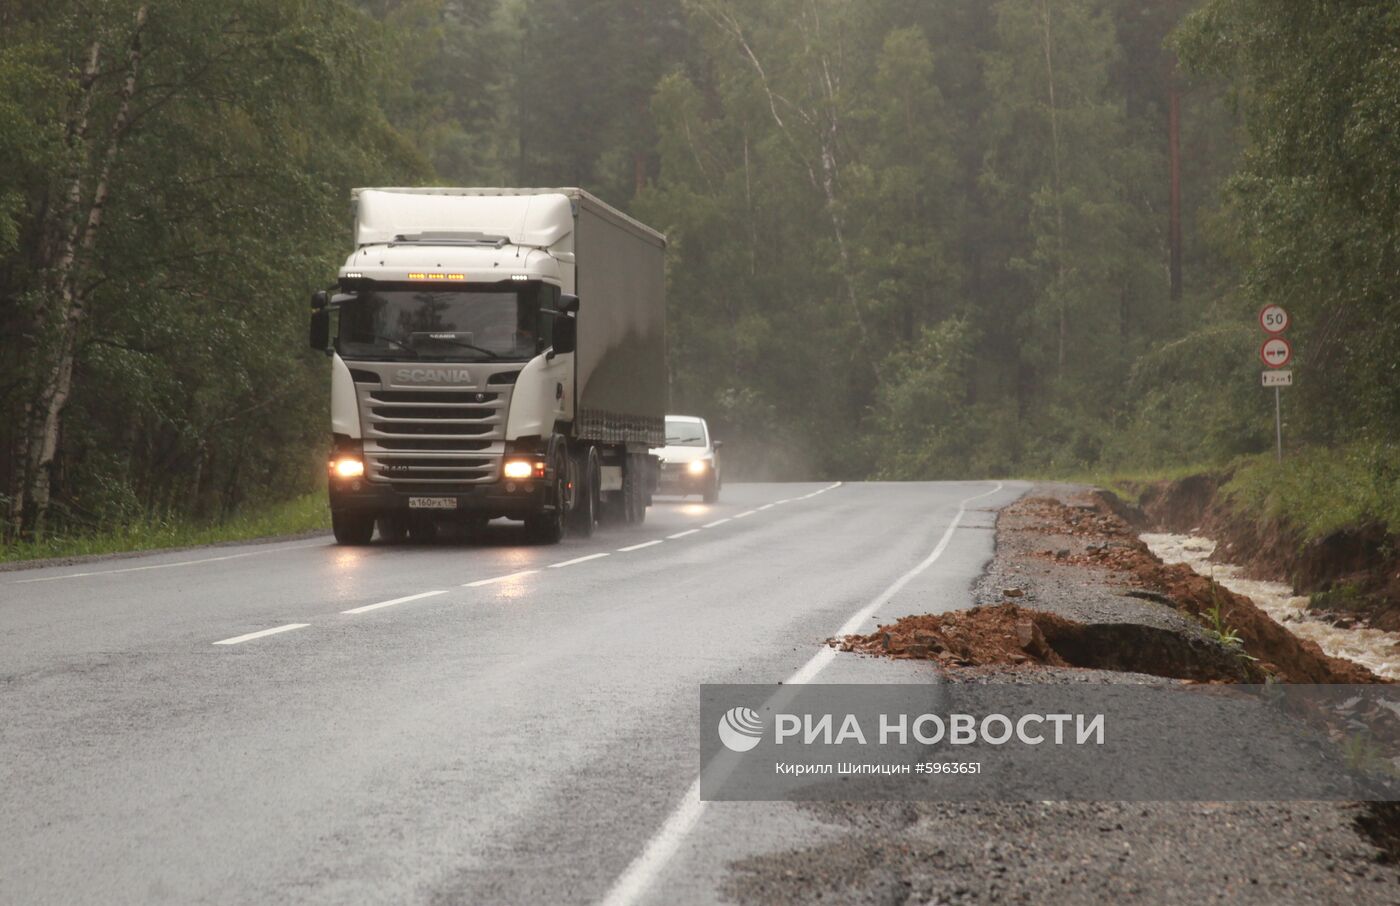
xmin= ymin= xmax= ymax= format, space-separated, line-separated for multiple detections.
xmin=0 ymin=481 xmax=1027 ymax=905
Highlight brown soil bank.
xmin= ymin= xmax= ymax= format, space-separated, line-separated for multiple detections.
xmin=839 ymin=493 xmax=1383 ymax=684
xmin=833 ymin=603 xmax=1255 ymax=682
xmin=1137 ymin=474 xmax=1400 ymax=632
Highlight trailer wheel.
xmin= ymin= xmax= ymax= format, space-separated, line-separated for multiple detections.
xmin=332 ymin=511 xmax=374 ymax=545
xmin=624 ymin=453 xmax=646 ymax=525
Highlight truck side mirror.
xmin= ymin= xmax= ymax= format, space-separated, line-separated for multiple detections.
xmin=552 ymin=314 xmax=577 ymax=355
xmin=712 ymin=440 xmax=723 ymax=450
xmin=309 ymin=309 xmax=330 ymax=352
xmin=559 ymin=293 xmax=579 ymax=314
xmin=309 ymin=291 xmax=331 ymax=352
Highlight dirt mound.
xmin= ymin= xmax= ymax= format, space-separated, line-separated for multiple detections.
xmin=831 ymin=603 xmax=1253 ymax=682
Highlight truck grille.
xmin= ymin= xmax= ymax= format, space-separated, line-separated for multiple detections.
xmin=352 ymin=370 xmax=513 ymax=485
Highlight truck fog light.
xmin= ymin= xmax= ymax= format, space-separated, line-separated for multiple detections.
xmin=687 ymin=460 xmax=708 ymax=475
xmin=332 ymin=458 xmax=365 ymax=479
xmin=503 ymin=460 xmax=534 ymax=480
xmin=506 ymin=482 xmax=517 ymax=493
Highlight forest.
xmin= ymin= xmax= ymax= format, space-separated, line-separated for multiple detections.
xmin=1 ymin=0 xmax=1397 ymax=544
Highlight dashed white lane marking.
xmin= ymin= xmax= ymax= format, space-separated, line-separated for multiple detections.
xmin=464 ymin=570 xmax=539 ymax=588
xmin=758 ymin=504 xmax=775 ymax=511
xmin=342 ymin=590 xmax=447 ymax=615
xmin=618 ymin=540 xmax=665 ymax=553
xmin=702 ymin=518 xmax=731 ymax=528
xmin=213 ymin=623 xmax=310 ymax=646
xmin=549 ymin=553 xmax=610 ymax=569
xmin=666 ymin=529 xmax=701 ymax=540
xmin=12 ymin=540 xmax=328 ymax=584
xmin=732 ymin=510 xmax=756 ymax=519
xmin=599 ymin=481 xmax=1003 ymax=906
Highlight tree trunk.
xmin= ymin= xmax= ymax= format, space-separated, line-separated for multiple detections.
xmin=22 ymin=5 xmax=147 ymax=538
xmin=1038 ymin=0 xmax=1069 ymax=374
xmin=1169 ymin=84 xmax=1183 ymax=302
xmin=7 ymin=39 xmax=104 ymax=537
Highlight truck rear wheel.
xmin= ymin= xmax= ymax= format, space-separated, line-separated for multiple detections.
xmin=332 ymin=511 xmax=374 ymax=545
xmin=568 ymin=447 xmax=599 ymax=537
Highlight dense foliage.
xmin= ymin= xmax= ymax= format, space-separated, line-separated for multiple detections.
xmin=1 ymin=0 xmax=1394 ymax=541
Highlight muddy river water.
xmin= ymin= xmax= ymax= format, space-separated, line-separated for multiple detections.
xmin=1141 ymin=533 xmax=1400 ymax=680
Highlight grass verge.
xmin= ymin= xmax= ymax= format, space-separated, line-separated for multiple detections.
xmin=0 ymin=491 xmax=329 ymax=565
xmin=1222 ymin=442 xmax=1400 ymax=541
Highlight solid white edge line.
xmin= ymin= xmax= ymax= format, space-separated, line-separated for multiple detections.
xmin=702 ymin=519 xmax=731 ymax=528
xmin=342 ymin=590 xmax=447 ymax=615
xmin=619 ymin=540 xmax=665 ymax=553
xmin=667 ymin=529 xmax=701 ymax=540
xmin=599 ymin=480 xmax=1004 ymax=906
xmin=549 ymin=553 xmax=611 ymax=569
xmin=13 ymin=540 xmax=328 ymax=584
xmin=464 ymin=569 xmax=539 ymax=588
xmin=213 ymin=623 xmax=310 ymax=646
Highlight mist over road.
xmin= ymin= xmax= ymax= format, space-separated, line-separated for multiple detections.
xmin=1 ymin=481 xmax=1025 ymax=905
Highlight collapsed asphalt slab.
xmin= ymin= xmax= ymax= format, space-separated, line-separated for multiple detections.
xmin=725 ymin=483 xmax=1399 ymax=905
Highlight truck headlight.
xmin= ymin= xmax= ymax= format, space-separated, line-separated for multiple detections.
xmin=687 ymin=460 xmax=708 ymax=475
xmin=503 ymin=459 xmax=546 ymax=480
xmin=331 ymin=457 xmax=365 ymax=479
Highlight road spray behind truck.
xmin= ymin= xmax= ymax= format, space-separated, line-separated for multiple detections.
xmin=309 ymin=188 xmax=667 ymax=545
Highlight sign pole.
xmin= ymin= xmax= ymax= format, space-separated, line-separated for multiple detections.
xmin=1275 ymin=386 xmax=1282 ymax=463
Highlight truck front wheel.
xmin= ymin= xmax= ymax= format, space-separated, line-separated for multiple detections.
xmin=332 ymin=511 xmax=374 ymax=545
xmin=525 ymin=451 xmax=567 ymax=544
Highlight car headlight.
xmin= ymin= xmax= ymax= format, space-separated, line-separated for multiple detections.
xmin=687 ymin=459 xmax=708 ymax=475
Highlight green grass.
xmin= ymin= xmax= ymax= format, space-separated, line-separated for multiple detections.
xmin=1027 ymin=461 xmax=1218 ymax=502
xmin=1038 ymin=440 xmax=1400 ymax=544
xmin=1223 ymin=442 xmax=1400 ymax=541
xmin=0 ymin=492 xmax=330 ymax=565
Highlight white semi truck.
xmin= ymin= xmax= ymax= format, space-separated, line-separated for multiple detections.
xmin=308 ymin=188 xmax=667 ymax=545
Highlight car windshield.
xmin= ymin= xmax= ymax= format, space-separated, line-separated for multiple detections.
xmin=336 ymin=283 xmax=554 ymax=362
xmin=665 ymin=419 xmax=706 ymax=446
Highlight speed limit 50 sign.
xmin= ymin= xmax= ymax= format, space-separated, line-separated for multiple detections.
xmin=1259 ymin=304 xmax=1290 ymax=334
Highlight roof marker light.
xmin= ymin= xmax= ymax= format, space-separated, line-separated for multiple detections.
xmin=511 ymin=274 xmax=530 ymax=281
xmin=344 ymin=271 xmax=364 ymax=279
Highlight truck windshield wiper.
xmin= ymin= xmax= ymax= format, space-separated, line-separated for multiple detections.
xmin=419 ymin=337 xmax=505 ymax=360
xmin=370 ymin=335 xmax=419 ymax=357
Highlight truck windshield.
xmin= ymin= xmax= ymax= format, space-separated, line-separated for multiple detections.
xmin=337 ymin=284 xmax=552 ymax=362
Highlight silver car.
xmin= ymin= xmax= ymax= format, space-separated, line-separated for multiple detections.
xmin=654 ymin=415 xmax=722 ymax=502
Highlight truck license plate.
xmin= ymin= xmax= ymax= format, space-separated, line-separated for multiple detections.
xmin=409 ymin=497 xmax=457 ymax=510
